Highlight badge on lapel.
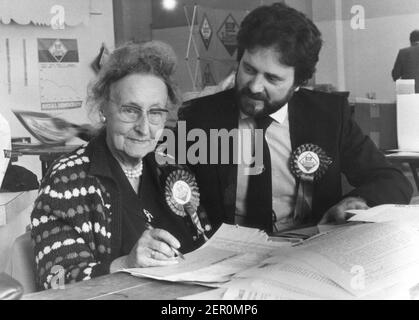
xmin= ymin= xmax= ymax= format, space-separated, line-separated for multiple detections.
xmin=290 ymin=144 xmax=333 ymax=222
xmin=290 ymin=144 xmax=332 ymax=181
xmin=164 ymin=168 xmax=209 ymax=241
xmin=165 ymin=169 xmax=199 ymax=217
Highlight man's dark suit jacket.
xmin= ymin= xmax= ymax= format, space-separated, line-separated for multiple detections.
xmin=179 ymin=88 xmax=413 ymax=232
xmin=392 ymin=44 xmax=419 ymax=93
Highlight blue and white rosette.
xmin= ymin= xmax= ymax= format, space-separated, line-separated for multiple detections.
xmin=290 ymin=144 xmax=332 ymax=222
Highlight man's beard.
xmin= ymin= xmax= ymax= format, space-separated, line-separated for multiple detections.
xmin=235 ymin=85 xmax=296 ymax=118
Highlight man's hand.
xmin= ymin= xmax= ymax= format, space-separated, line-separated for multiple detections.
xmin=319 ymin=197 xmax=369 ymax=225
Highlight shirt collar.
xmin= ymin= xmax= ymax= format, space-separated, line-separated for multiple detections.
xmin=269 ymin=103 xmax=288 ymax=124
xmin=239 ymin=110 xmax=250 ymax=121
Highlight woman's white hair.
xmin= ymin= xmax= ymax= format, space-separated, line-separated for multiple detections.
xmin=87 ymin=40 xmax=181 ymax=126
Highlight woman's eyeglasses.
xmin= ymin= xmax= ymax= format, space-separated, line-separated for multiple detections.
xmin=108 ymin=98 xmax=169 ymax=125
xmin=109 ymin=99 xmax=169 ymax=125
xmin=118 ymin=105 xmax=169 ymax=125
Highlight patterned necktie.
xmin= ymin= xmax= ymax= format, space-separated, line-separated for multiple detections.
xmin=245 ymin=116 xmax=274 ymax=232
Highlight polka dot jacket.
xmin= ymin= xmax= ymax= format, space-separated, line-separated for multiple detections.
xmin=31 ymin=137 xmax=116 ymax=290
xmin=30 ymin=130 xmax=213 ymax=291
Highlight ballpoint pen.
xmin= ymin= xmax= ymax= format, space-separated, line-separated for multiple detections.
xmin=145 ymin=223 xmax=185 ymax=260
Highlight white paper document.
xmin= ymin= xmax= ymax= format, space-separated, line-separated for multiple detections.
xmin=397 ymin=94 xmax=419 ymax=150
xmin=347 ymin=204 xmax=419 ymax=226
xmin=273 ymin=222 xmax=419 ymax=298
xmin=122 ymin=224 xmax=290 ymax=284
xmin=178 ymin=288 xmax=226 ymax=300
xmin=125 ymin=222 xmax=419 ymax=300
xmin=185 ymin=222 xmax=419 ymax=300
xmin=229 ymin=259 xmax=352 ymax=300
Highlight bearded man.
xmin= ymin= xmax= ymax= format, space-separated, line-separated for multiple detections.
xmin=179 ymin=3 xmax=412 ymax=234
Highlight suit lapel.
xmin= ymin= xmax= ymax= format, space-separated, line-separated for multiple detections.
xmin=288 ymin=90 xmax=316 ymax=151
xmin=214 ymin=90 xmax=239 ymax=224
xmin=288 ymin=90 xmax=325 ymax=223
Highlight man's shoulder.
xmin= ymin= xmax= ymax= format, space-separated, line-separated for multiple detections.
xmin=399 ymin=46 xmax=419 ymax=55
xmin=295 ymin=88 xmax=347 ymax=109
xmin=179 ymin=89 xmax=235 ymax=120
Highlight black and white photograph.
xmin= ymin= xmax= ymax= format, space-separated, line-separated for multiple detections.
xmin=1 ymin=0 xmax=419 ymax=307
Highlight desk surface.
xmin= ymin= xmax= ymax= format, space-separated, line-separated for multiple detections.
xmin=22 ymin=233 xmax=305 ymax=300
xmin=385 ymin=152 xmax=419 ymax=192
xmin=22 ymin=272 xmax=210 ymax=300
xmin=385 ymin=152 xmax=419 ymax=161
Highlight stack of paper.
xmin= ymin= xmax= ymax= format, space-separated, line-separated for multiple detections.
xmin=396 ymin=79 xmax=415 ymax=95
xmin=347 ymin=204 xmax=419 ymax=226
xmin=181 ymin=221 xmax=419 ymax=300
xmin=122 ymin=224 xmax=290 ymax=285
xmin=396 ymin=94 xmax=419 ymax=150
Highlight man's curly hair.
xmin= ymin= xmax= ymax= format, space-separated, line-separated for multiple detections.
xmin=237 ymin=2 xmax=322 ymax=86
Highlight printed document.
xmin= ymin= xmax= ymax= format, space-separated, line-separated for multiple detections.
xmin=122 ymin=224 xmax=290 ymax=284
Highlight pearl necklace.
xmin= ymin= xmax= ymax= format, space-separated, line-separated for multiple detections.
xmin=122 ymin=161 xmax=143 ymax=179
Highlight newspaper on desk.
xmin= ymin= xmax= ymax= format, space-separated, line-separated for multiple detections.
xmin=121 ymin=224 xmax=291 ymax=285
xmin=180 ymin=221 xmax=419 ymax=300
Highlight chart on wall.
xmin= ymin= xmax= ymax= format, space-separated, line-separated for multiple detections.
xmin=37 ymin=38 xmax=83 ymax=111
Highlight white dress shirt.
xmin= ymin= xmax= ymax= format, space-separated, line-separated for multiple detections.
xmin=235 ymin=104 xmax=297 ymax=231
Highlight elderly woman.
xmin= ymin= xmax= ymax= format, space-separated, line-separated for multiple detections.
xmin=30 ymin=41 xmax=204 ymax=290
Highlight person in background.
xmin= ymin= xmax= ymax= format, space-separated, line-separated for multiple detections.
xmin=31 ymin=41 xmax=204 ymax=290
xmin=180 ymin=3 xmax=413 ymax=234
xmin=392 ymin=29 xmax=419 ymax=93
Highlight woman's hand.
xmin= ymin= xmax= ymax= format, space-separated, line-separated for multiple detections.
xmin=111 ymin=228 xmax=181 ymax=271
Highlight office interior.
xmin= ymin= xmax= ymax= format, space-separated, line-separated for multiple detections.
xmin=1 ymin=0 xmax=419 ymax=298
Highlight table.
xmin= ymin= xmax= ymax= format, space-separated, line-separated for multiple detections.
xmin=351 ymin=100 xmax=398 ymax=151
xmin=21 ymin=233 xmax=308 ymax=300
xmin=21 ymin=223 xmax=418 ymax=300
xmin=22 ymin=272 xmax=210 ymax=300
xmin=385 ymin=152 xmax=419 ymax=192
xmin=12 ymin=145 xmax=81 ymax=177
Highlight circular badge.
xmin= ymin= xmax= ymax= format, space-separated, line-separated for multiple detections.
xmin=172 ymin=180 xmax=192 ymax=205
xmin=165 ymin=169 xmax=200 ymax=217
xmin=290 ymin=144 xmax=332 ymax=181
xmin=296 ymin=151 xmax=320 ymax=175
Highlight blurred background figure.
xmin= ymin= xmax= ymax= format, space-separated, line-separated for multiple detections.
xmin=392 ymin=29 xmax=419 ymax=93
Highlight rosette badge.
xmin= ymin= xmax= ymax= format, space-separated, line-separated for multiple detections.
xmin=165 ymin=169 xmax=200 ymax=216
xmin=165 ymin=169 xmax=208 ymax=240
xmin=290 ymin=144 xmax=333 ymax=222
xmin=165 ymin=168 xmax=208 ymax=240
xmin=290 ymin=144 xmax=332 ymax=181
